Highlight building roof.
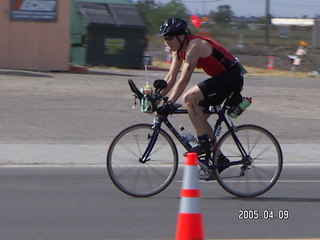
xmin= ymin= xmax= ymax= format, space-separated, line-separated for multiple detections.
xmin=271 ymin=18 xmax=315 ymax=26
xmin=78 ymin=2 xmax=146 ymax=27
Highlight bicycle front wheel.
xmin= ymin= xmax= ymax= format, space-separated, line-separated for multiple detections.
xmin=107 ymin=124 xmax=178 ymax=197
xmin=213 ymin=124 xmax=283 ymax=198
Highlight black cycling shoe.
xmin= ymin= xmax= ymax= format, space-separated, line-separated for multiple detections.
xmin=198 ymin=150 xmax=218 ymax=181
xmin=191 ymin=144 xmax=207 ymax=155
xmin=198 ymin=153 xmax=230 ymax=181
xmin=197 ymin=155 xmax=215 ymax=181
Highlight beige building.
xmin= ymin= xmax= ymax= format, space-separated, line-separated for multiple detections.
xmin=0 ymin=0 xmax=70 ymax=71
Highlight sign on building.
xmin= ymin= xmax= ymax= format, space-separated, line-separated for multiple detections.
xmin=10 ymin=0 xmax=58 ymax=22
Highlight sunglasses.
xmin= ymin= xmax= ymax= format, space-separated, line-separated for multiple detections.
xmin=164 ymin=35 xmax=174 ymax=41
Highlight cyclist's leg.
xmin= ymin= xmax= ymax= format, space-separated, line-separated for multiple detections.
xmin=183 ymin=85 xmax=216 ymax=180
xmin=195 ymin=74 xmax=231 ymax=149
xmin=183 ymin=68 xmax=240 ymax=139
xmin=194 ymin=73 xmax=237 ymax=177
xmin=182 ymin=85 xmax=212 ymax=137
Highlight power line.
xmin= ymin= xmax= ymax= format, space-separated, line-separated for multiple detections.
xmin=275 ymin=2 xmax=320 ymax=8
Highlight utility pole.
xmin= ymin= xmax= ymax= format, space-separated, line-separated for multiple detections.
xmin=265 ymin=0 xmax=270 ymax=45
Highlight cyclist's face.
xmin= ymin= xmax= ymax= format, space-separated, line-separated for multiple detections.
xmin=164 ymin=35 xmax=180 ymax=51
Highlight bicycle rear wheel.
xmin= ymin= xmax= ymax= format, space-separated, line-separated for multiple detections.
xmin=213 ymin=124 xmax=283 ymax=198
xmin=107 ymin=124 xmax=178 ymax=197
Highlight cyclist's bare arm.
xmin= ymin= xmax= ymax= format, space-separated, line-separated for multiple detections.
xmin=168 ymin=39 xmax=210 ymax=103
xmin=161 ymin=51 xmax=182 ymax=96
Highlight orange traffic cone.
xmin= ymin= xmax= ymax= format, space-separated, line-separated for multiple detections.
xmin=267 ymin=56 xmax=275 ymax=70
xmin=176 ymin=152 xmax=204 ymax=240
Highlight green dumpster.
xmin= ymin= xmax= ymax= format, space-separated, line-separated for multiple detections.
xmin=71 ymin=0 xmax=147 ymax=68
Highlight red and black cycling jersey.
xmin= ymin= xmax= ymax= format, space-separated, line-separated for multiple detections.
xmin=179 ymin=34 xmax=236 ymax=77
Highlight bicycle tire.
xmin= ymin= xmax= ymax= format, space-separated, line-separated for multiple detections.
xmin=107 ymin=124 xmax=179 ymax=197
xmin=213 ymin=124 xmax=283 ymax=198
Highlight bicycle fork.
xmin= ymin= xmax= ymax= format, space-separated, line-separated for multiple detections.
xmin=139 ymin=119 xmax=162 ymax=163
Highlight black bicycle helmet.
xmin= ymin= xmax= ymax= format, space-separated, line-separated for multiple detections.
xmin=158 ymin=17 xmax=189 ymax=36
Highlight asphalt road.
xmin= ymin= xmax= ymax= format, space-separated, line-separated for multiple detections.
xmin=0 ymin=166 xmax=319 ymax=240
xmin=0 ymin=68 xmax=320 ymax=239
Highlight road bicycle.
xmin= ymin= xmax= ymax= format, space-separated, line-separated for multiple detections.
xmin=107 ymin=79 xmax=283 ymax=198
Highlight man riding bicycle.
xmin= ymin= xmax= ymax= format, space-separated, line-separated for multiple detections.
xmin=157 ymin=17 xmax=245 ymax=178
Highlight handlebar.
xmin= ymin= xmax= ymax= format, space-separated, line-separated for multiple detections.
xmin=128 ymin=79 xmax=169 ymax=113
xmin=128 ymin=79 xmax=144 ymax=100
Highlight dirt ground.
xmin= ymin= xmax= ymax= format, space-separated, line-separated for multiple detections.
xmin=1 ymin=68 xmax=320 ymax=145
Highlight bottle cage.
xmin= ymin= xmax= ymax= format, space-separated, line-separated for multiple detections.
xmin=140 ymin=95 xmax=153 ymax=113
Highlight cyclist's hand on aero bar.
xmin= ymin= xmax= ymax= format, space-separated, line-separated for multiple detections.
xmin=157 ymin=100 xmax=175 ymax=116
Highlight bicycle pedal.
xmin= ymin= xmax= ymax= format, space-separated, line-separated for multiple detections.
xmin=205 ymin=175 xmax=216 ymax=181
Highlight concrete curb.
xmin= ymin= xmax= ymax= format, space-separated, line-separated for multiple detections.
xmin=0 ymin=143 xmax=320 ymax=167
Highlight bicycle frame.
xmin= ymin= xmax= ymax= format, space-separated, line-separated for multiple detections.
xmin=139 ymin=105 xmax=249 ymax=169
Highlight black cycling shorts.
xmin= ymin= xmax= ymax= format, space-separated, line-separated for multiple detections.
xmin=198 ymin=64 xmax=244 ymax=109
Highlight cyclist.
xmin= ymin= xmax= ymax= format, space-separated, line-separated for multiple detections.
xmin=157 ymin=17 xmax=245 ymax=178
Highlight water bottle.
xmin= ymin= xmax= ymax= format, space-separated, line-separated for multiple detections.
xmin=140 ymin=84 xmax=153 ymax=113
xmin=180 ymin=126 xmax=197 ymax=148
xmin=143 ymin=84 xmax=152 ymax=95
xmin=228 ymin=97 xmax=252 ymax=119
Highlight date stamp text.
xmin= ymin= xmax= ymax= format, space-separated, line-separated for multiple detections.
xmin=238 ymin=209 xmax=289 ymax=220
